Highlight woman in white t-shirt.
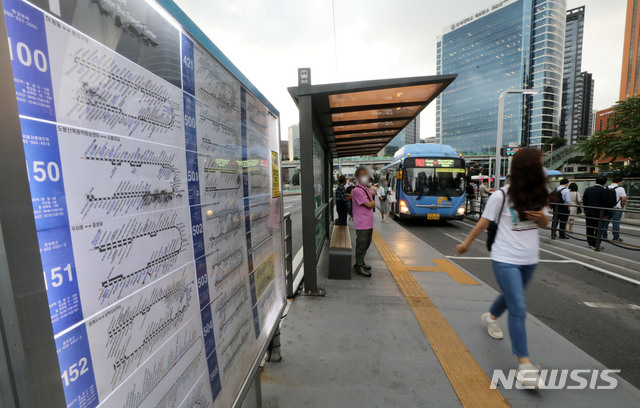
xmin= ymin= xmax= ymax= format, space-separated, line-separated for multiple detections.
xmin=456 ymin=148 xmax=549 ymax=389
xmin=567 ymin=182 xmax=582 ymax=232
xmin=377 ymin=180 xmax=393 ymax=223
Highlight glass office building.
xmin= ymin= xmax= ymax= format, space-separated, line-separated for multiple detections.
xmin=288 ymin=124 xmax=300 ymax=159
xmin=437 ymin=0 xmax=567 ymax=154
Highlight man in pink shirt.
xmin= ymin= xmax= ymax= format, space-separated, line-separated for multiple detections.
xmin=351 ymin=166 xmax=376 ymax=277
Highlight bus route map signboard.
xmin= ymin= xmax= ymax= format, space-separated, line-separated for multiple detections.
xmin=1 ymin=0 xmax=285 ymax=407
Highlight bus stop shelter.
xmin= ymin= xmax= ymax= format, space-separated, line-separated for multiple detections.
xmin=288 ymin=70 xmax=457 ymax=294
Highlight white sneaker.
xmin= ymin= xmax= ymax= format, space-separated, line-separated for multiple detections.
xmin=516 ymin=363 xmax=542 ymax=389
xmin=481 ymin=313 xmax=503 ymax=339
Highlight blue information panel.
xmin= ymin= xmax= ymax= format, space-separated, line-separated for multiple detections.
xmin=2 ymin=0 xmax=285 ymax=407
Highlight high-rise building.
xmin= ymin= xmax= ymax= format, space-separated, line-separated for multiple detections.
xmin=436 ymin=0 xmax=567 ymax=154
xmin=575 ymin=71 xmax=594 ymax=141
xmin=280 ymin=140 xmax=289 ymax=160
xmin=561 ymin=7 xmax=594 ymax=144
xmin=288 ymin=124 xmax=300 ymax=160
xmin=621 ymin=0 xmax=640 ymax=100
xmin=379 ymin=116 xmax=420 ymax=156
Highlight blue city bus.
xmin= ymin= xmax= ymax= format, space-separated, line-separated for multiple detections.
xmin=381 ymin=144 xmax=466 ymax=221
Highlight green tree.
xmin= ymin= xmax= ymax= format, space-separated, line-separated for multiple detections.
xmin=291 ymin=171 xmax=300 ymax=185
xmin=579 ymin=97 xmax=640 ymax=163
xmin=542 ymin=136 xmax=567 ymax=152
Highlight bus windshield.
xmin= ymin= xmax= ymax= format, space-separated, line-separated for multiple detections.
xmin=402 ymin=166 xmax=465 ymax=198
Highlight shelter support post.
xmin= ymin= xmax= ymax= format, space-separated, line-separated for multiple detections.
xmin=325 ymin=156 xmax=332 ymax=237
xmin=299 ymin=95 xmax=321 ymax=295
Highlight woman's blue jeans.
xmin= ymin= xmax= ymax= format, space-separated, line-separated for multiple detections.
xmin=489 ymin=261 xmax=537 ymax=358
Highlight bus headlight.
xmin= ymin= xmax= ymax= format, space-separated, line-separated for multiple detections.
xmin=399 ymin=200 xmax=410 ymax=214
xmin=457 ymin=206 xmax=465 ymax=215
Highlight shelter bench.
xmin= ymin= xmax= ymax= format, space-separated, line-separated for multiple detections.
xmin=328 ymin=224 xmax=352 ymax=280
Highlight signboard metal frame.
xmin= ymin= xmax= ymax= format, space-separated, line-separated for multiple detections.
xmin=0 ymin=1 xmax=286 ymax=407
xmin=0 ymin=2 xmax=67 ymax=405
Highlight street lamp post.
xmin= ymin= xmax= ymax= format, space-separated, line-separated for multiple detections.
xmin=496 ymin=89 xmax=540 ymax=189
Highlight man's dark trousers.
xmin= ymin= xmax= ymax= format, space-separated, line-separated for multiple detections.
xmin=585 ymin=210 xmax=601 ymax=247
xmin=336 ymin=201 xmax=348 ymax=226
xmin=355 ymin=229 xmax=373 ymax=267
xmin=551 ymin=204 xmax=570 ymax=238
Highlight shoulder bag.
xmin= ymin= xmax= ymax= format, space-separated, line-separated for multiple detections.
xmin=486 ymin=189 xmax=506 ymax=251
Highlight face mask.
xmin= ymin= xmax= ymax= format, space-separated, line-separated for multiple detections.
xmin=359 ymin=176 xmax=368 ymax=185
xmin=367 ymin=182 xmax=373 ymax=187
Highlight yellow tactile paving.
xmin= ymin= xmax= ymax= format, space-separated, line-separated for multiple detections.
xmin=372 ymin=229 xmax=509 ymax=408
xmin=432 ymin=258 xmax=481 ymax=285
xmin=405 ymin=265 xmax=441 ymax=272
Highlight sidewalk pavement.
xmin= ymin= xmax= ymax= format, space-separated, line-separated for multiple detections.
xmin=261 ymin=216 xmax=640 ymax=408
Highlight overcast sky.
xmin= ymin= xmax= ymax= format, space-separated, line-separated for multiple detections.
xmin=175 ymin=0 xmax=627 ymax=142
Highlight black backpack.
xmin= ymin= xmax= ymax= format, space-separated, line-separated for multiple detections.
xmin=607 ymin=186 xmax=620 ymax=208
xmin=549 ymin=187 xmax=566 ymax=204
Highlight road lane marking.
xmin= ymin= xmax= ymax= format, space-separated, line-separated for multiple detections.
xmin=537 ymin=247 xmax=640 ymax=286
xmin=292 ymin=246 xmax=304 ymax=273
xmin=372 ymin=229 xmax=509 ymax=408
xmin=582 ymin=302 xmax=640 ymax=310
xmin=449 ymin=256 xmax=576 ymax=264
xmin=541 ymin=238 xmax=640 ymax=268
xmin=443 ymin=232 xmax=465 ymax=242
xmin=284 ymin=205 xmax=293 ymax=209
xmin=460 ymin=218 xmax=640 ymax=269
xmin=452 ymin=221 xmax=640 ymax=286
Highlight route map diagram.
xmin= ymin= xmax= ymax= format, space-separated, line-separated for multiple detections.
xmin=194 ymin=44 xmax=240 ymax=122
xmin=57 ymin=126 xmax=188 ymax=224
xmin=96 ymin=316 xmax=208 ymax=408
xmin=85 ymin=265 xmax=199 ymax=398
xmin=71 ymin=208 xmax=193 ymax=316
xmin=46 ymin=16 xmax=185 ymax=148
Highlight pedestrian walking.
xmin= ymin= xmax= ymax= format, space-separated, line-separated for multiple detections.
xmin=582 ymin=176 xmax=611 ymax=250
xmin=352 ymin=167 xmax=376 ymax=277
xmin=466 ymin=178 xmax=477 ymax=213
xmin=377 ymin=179 xmax=392 ymax=223
xmin=368 ymin=177 xmax=378 ymax=216
xmin=346 ymin=178 xmax=355 ymax=221
xmin=456 ymin=148 xmax=549 ymax=389
xmin=334 ymin=175 xmax=350 ymax=226
xmin=550 ymin=178 xmax=570 ymax=239
xmin=479 ymin=179 xmax=490 ymax=211
xmin=601 ymin=175 xmax=627 ymax=243
xmin=567 ymin=183 xmax=582 ymax=233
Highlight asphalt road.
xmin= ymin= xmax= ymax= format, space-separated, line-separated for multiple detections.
xmin=282 ymin=195 xmax=303 ymax=260
xmin=394 ymin=216 xmax=640 ymax=389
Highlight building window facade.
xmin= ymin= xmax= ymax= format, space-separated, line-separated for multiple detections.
xmin=437 ymin=0 xmax=567 ymax=154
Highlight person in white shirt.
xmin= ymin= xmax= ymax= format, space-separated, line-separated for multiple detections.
xmin=602 ymin=175 xmax=627 ymax=242
xmin=377 ymin=179 xmax=393 ymax=223
xmin=567 ymin=183 xmax=582 ymax=233
xmin=457 ymin=148 xmax=549 ymax=389
xmin=479 ymin=179 xmax=491 ymax=211
xmin=550 ymin=178 xmax=571 ymax=239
